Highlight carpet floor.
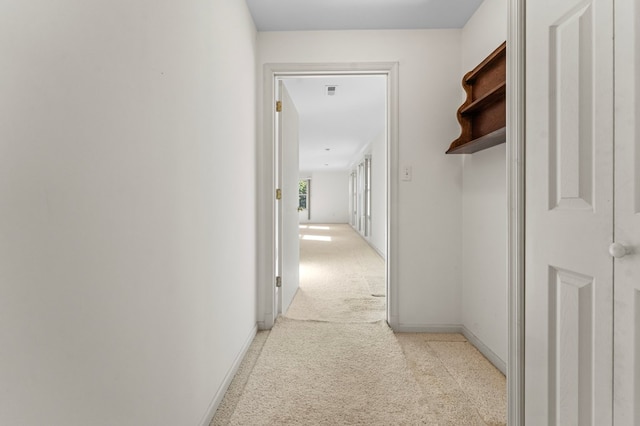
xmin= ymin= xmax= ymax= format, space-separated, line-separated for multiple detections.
xmin=212 ymin=224 xmax=506 ymax=425
xmin=224 ymin=318 xmax=432 ymax=425
xmin=285 ymin=224 xmax=385 ymax=323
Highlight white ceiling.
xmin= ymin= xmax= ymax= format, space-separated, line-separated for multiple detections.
xmin=246 ymin=0 xmax=484 ymax=31
xmin=282 ymin=76 xmax=386 ymax=172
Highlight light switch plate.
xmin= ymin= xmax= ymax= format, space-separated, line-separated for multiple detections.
xmin=401 ymin=165 xmax=412 ymax=181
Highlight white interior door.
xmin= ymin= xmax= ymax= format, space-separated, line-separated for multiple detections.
xmin=525 ymin=0 xmax=614 ymax=424
xmin=277 ymin=81 xmax=300 ymax=315
xmin=613 ymin=0 xmax=640 ymax=423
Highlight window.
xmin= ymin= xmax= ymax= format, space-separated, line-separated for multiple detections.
xmin=353 ymin=156 xmax=371 ymax=237
xmin=298 ymin=179 xmax=310 ymax=220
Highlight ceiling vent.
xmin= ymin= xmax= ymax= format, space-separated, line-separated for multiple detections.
xmin=326 ymin=85 xmax=337 ymax=96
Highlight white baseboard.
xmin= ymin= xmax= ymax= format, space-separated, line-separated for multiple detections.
xmin=368 ymin=241 xmax=385 ymax=260
xmin=392 ymin=323 xmax=506 ymax=375
xmin=350 ymin=224 xmax=386 ymax=260
xmin=387 ymin=315 xmax=399 ymax=330
xmin=392 ymin=324 xmax=464 ymax=334
xmin=198 ymin=324 xmax=258 ymax=426
xmin=258 ymin=311 xmax=275 ymax=330
xmin=461 ymin=326 xmax=506 ymax=375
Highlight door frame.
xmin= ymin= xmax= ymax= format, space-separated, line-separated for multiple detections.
xmin=257 ymin=62 xmax=399 ymax=330
xmin=507 ymin=0 xmax=526 ymax=424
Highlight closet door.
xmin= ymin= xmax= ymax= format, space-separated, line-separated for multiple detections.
xmin=613 ymin=0 xmax=640 ymax=423
xmin=525 ymin=0 xmax=614 ymax=424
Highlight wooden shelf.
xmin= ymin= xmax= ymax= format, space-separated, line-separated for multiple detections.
xmin=464 ymin=44 xmax=506 ymax=83
xmin=447 ymin=42 xmax=506 ymax=155
xmin=459 ymin=82 xmax=506 ymax=115
xmin=446 ymin=127 xmax=506 ymax=154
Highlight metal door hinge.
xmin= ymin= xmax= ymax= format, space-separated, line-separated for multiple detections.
xmin=276 ymin=101 xmax=282 ymax=112
xmin=275 ymin=276 xmax=282 ymax=288
xmin=276 ymin=188 xmax=282 ymax=200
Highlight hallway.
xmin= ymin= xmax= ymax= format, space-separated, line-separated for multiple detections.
xmin=212 ymin=225 xmax=506 ymax=425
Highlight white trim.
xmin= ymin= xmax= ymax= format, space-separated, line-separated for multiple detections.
xmin=350 ymin=223 xmax=387 ymax=261
xmin=257 ymin=65 xmax=277 ymax=330
xmin=461 ymin=326 xmax=507 ymax=375
xmin=386 ymin=62 xmax=400 ymax=331
xmin=257 ymin=62 xmax=399 ymax=331
xmin=507 ymin=0 xmax=526 ymax=424
xmin=198 ymin=324 xmax=258 ymax=426
xmin=368 ymin=238 xmax=386 ymax=260
xmin=393 ymin=324 xmax=464 ymax=334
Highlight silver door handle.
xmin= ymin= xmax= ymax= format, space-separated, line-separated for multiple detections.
xmin=609 ymin=242 xmax=628 ymax=259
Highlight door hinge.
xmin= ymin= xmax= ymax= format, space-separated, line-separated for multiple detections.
xmin=276 ymin=100 xmax=282 ymax=112
xmin=275 ymin=276 xmax=282 ymax=288
xmin=276 ymin=188 xmax=282 ymax=200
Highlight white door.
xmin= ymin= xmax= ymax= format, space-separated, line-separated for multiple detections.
xmin=525 ymin=0 xmax=614 ymax=424
xmin=277 ymin=81 xmax=300 ymax=315
xmin=613 ymin=0 xmax=640 ymax=422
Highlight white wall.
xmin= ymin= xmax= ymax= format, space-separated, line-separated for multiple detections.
xmin=258 ymin=30 xmax=463 ymax=328
xmin=0 ymin=1 xmax=258 ymax=425
xmin=300 ymin=171 xmax=350 ymax=223
xmin=460 ymin=0 xmax=508 ymax=364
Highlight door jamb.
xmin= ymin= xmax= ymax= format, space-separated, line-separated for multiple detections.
xmin=507 ymin=0 xmax=526 ymax=423
xmin=257 ymin=62 xmax=399 ymax=330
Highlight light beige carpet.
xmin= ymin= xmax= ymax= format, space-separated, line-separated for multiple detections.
xmin=210 ymin=331 xmax=270 ymax=426
xmin=396 ymin=333 xmax=507 ymax=425
xmin=226 ymin=318 xmax=436 ymax=425
xmin=285 ymin=224 xmax=385 ymax=322
xmin=365 ymin=275 xmax=386 ymax=297
xmin=212 ymin=224 xmax=506 ymax=425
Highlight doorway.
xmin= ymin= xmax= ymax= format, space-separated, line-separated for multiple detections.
xmin=257 ymin=63 xmax=399 ymax=331
xmin=277 ymin=74 xmax=387 ymax=319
